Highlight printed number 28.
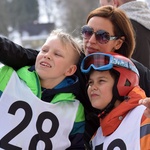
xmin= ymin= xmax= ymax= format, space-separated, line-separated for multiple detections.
xmin=0 ymin=101 xmax=59 ymax=150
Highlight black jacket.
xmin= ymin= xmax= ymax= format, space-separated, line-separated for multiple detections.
xmin=1 ymin=36 xmax=150 ymax=149
xmin=119 ymin=1 xmax=150 ymax=69
xmin=131 ymin=20 xmax=150 ymax=70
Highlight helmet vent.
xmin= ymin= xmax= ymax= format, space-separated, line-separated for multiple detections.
xmin=125 ymin=79 xmax=131 ymax=86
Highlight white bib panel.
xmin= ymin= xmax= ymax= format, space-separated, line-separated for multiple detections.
xmin=92 ymin=105 xmax=145 ymax=150
xmin=0 ymin=72 xmax=79 ymax=150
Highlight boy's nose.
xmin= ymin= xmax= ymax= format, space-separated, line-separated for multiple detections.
xmin=91 ymin=84 xmax=98 ymax=91
xmin=44 ymin=54 xmax=51 ymax=60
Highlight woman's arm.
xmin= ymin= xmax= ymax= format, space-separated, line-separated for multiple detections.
xmin=0 ymin=36 xmax=39 ymax=70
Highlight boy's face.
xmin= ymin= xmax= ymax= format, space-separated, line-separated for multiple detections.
xmin=35 ymin=36 xmax=76 ymax=83
xmin=87 ymin=70 xmax=114 ymax=110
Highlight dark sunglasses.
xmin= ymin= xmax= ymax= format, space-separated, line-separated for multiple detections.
xmin=81 ymin=25 xmax=118 ymax=44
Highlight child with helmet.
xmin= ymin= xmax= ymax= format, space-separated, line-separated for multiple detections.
xmin=81 ymin=52 xmax=150 ymax=150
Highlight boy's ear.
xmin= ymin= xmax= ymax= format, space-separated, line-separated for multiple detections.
xmin=65 ymin=65 xmax=77 ymax=76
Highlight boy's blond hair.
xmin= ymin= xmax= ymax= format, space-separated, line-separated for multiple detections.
xmin=50 ymin=29 xmax=83 ymax=64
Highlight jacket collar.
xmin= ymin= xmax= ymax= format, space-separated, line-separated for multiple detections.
xmin=100 ymin=86 xmax=146 ymax=136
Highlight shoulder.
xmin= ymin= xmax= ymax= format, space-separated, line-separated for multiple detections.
xmin=17 ymin=66 xmax=36 ymax=80
xmin=131 ymin=58 xmax=150 ymax=80
xmin=131 ymin=59 xmax=150 ymax=96
xmin=0 ymin=65 xmax=14 ymax=81
xmin=0 ymin=65 xmax=15 ymax=92
xmin=131 ymin=58 xmax=149 ymax=73
xmin=17 ymin=66 xmax=39 ymax=96
xmin=131 ymin=20 xmax=150 ymax=32
xmin=17 ymin=66 xmax=37 ymax=83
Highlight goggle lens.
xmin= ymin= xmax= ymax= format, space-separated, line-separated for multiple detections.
xmin=81 ymin=52 xmax=139 ymax=76
xmin=81 ymin=53 xmax=111 ymax=73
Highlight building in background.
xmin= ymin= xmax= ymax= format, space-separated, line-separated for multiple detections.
xmin=19 ymin=22 xmax=55 ymax=50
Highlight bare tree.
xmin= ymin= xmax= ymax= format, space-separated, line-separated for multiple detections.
xmin=0 ymin=0 xmax=99 ymax=38
xmin=0 ymin=0 xmax=39 ymax=36
xmin=54 ymin=0 xmax=99 ymax=37
xmin=0 ymin=0 xmax=11 ymax=36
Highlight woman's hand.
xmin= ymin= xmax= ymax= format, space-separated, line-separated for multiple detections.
xmin=139 ymin=98 xmax=150 ymax=118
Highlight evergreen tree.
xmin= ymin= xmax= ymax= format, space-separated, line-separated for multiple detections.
xmin=0 ymin=0 xmax=39 ymax=36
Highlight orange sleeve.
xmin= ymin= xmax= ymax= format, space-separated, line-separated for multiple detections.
xmin=140 ymin=117 xmax=150 ymax=150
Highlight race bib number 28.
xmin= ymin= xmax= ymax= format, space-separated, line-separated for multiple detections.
xmin=0 ymin=72 xmax=77 ymax=150
xmin=0 ymin=100 xmax=59 ymax=150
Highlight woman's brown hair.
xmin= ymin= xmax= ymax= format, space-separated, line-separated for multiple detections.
xmin=86 ymin=5 xmax=135 ymax=58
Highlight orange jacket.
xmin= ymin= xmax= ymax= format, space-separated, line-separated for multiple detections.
xmin=99 ymin=86 xmax=150 ymax=150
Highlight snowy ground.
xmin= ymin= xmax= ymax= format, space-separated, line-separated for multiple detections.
xmin=0 ymin=63 xmax=4 ymax=68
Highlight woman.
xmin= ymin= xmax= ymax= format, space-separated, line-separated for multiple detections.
xmin=0 ymin=5 xmax=150 ymax=149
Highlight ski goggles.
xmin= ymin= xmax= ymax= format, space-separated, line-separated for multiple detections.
xmin=81 ymin=52 xmax=139 ymax=75
xmin=81 ymin=25 xmax=118 ymax=44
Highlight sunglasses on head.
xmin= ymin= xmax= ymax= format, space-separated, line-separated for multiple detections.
xmin=81 ymin=25 xmax=118 ymax=44
xmin=81 ymin=52 xmax=139 ymax=75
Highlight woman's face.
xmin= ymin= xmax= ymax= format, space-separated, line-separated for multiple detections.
xmin=83 ymin=16 xmax=123 ymax=56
